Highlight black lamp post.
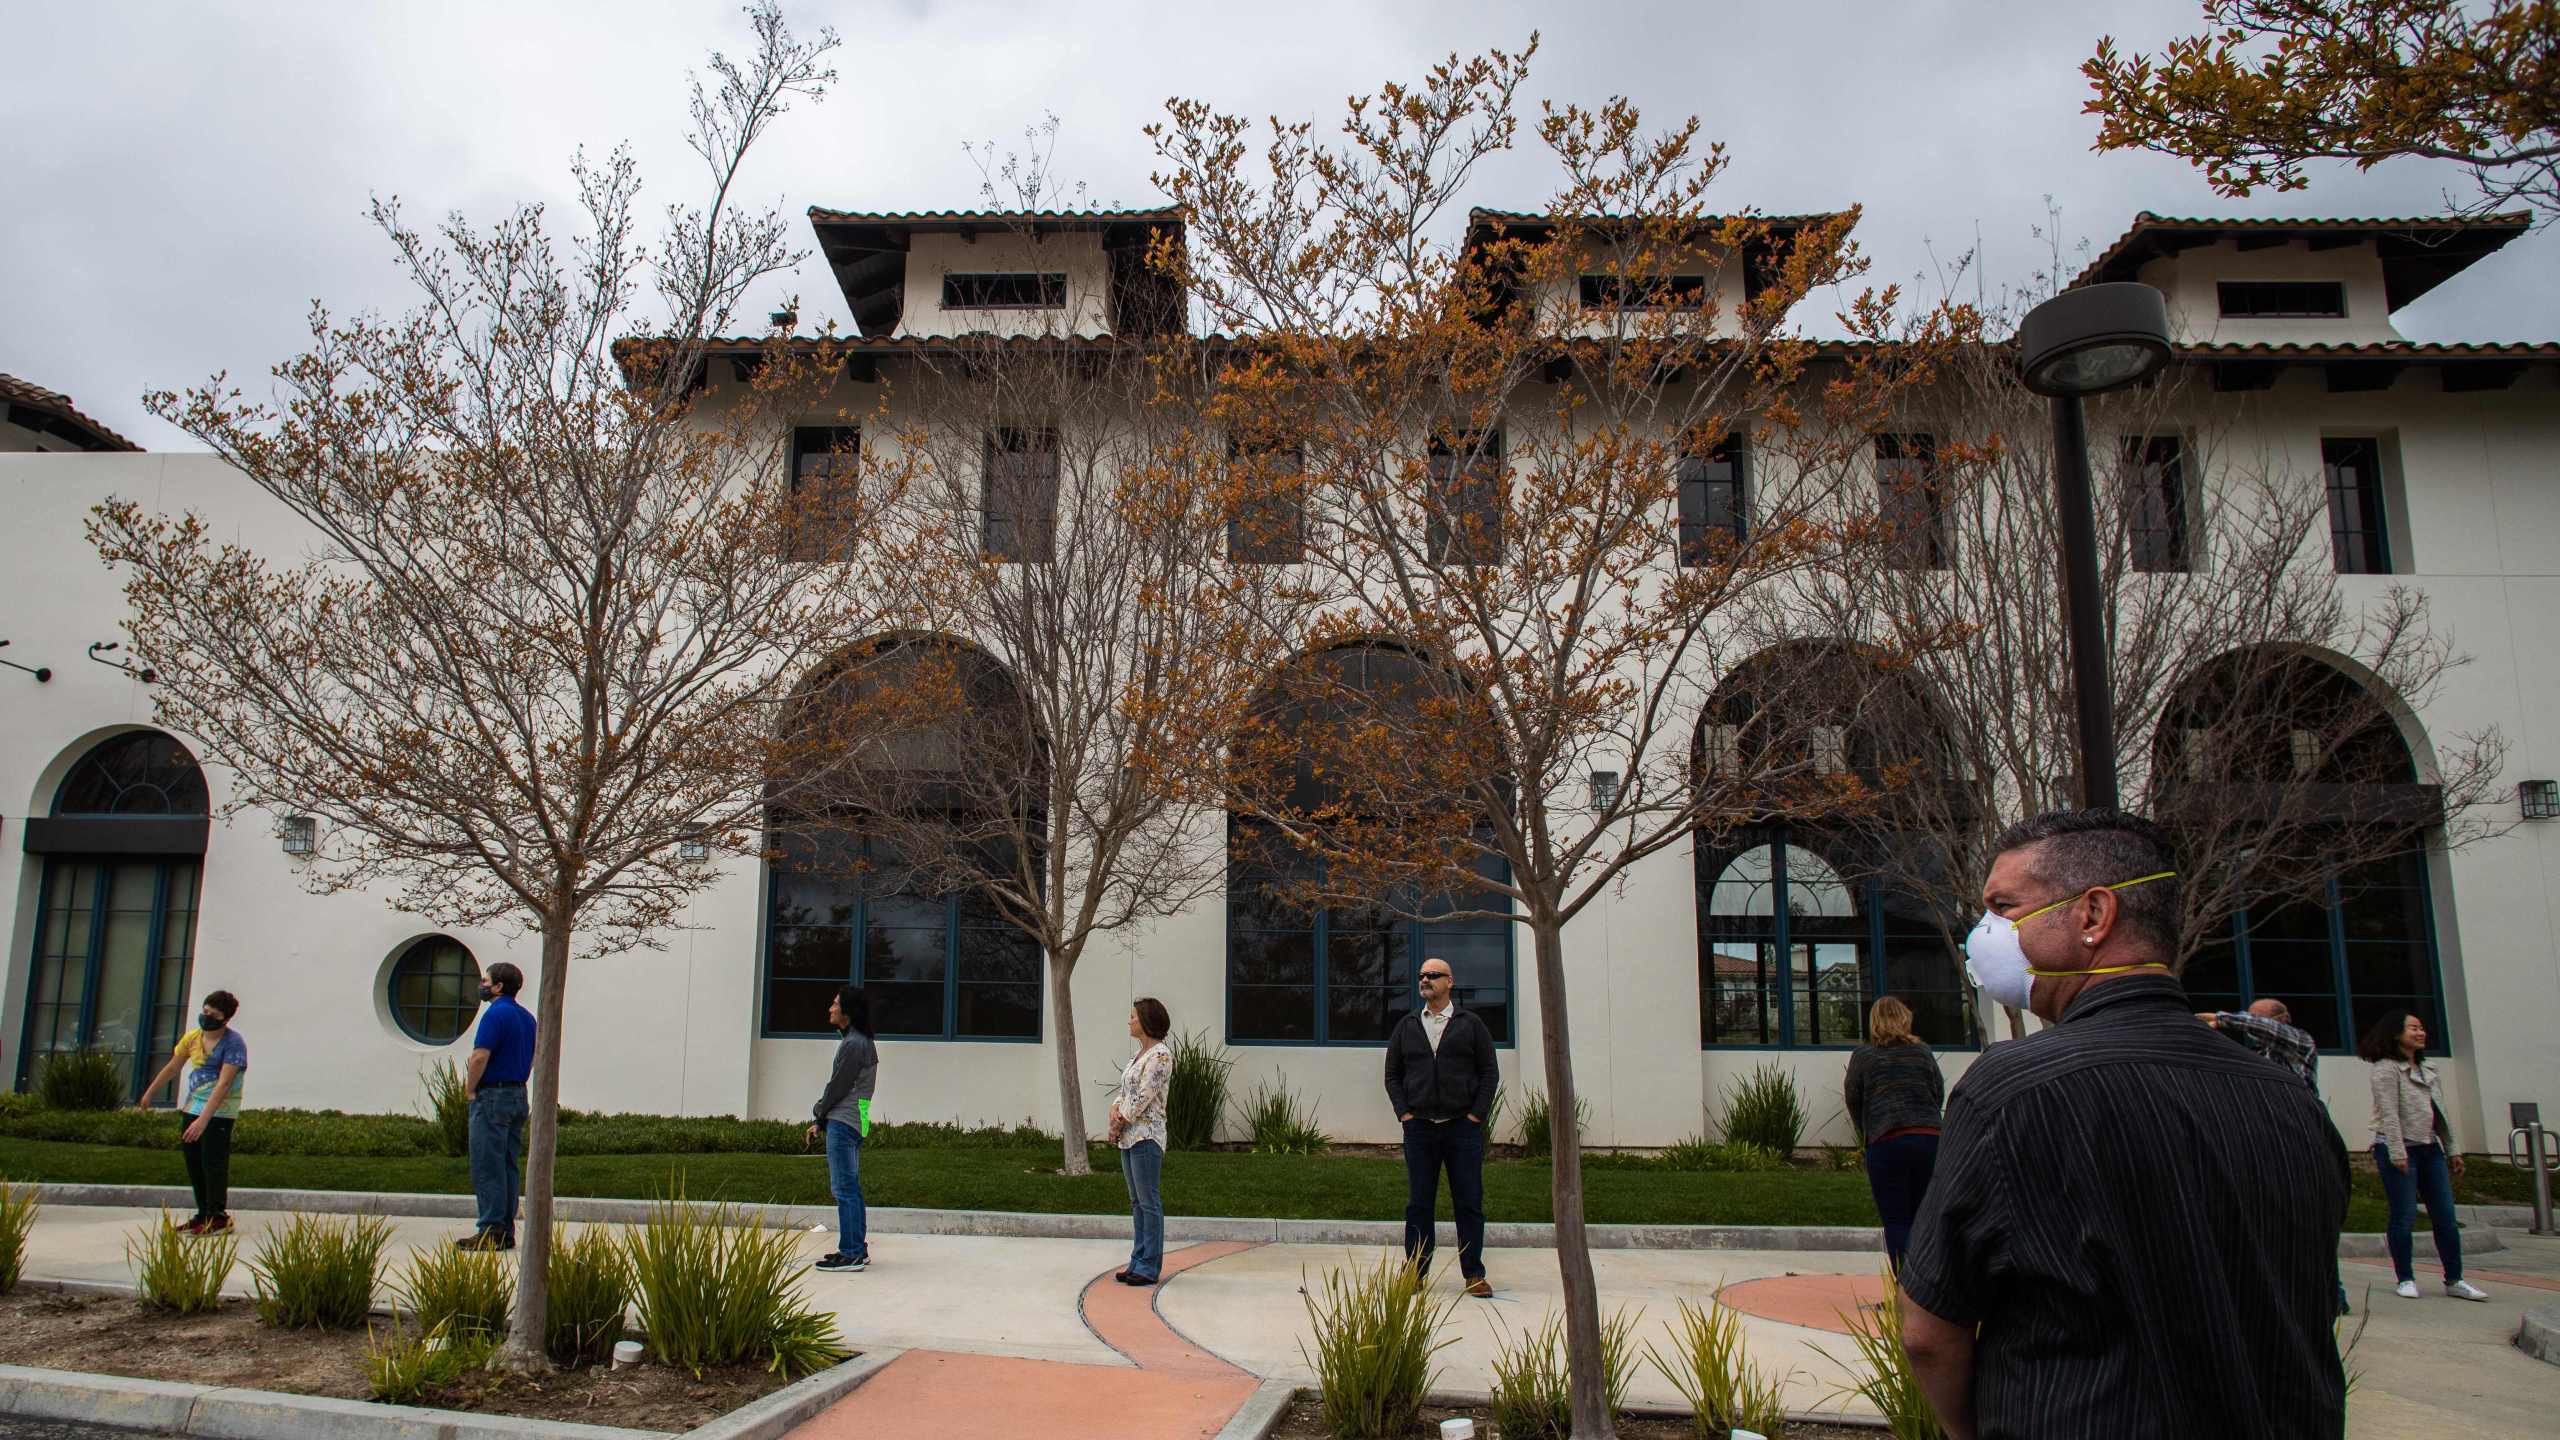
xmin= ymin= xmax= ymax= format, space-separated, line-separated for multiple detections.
xmin=2017 ymin=282 xmax=2173 ymax=811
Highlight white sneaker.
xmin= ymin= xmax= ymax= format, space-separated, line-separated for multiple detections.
xmin=2446 ymin=1279 xmax=2490 ymax=1302
xmin=2394 ymin=1280 xmax=2421 ymax=1299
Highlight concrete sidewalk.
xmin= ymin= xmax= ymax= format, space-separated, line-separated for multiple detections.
xmin=10 ymin=1201 xmax=2557 ymax=1436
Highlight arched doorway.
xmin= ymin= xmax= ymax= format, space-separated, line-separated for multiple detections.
xmin=17 ymin=731 xmax=211 ymax=1096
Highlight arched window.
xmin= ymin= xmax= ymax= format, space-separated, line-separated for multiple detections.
xmin=1225 ymin=644 xmax=1515 ymax=1046
xmin=762 ymin=639 xmax=1044 ymax=1041
xmin=19 ymin=731 xmax=210 ymax=1097
xmin=2161 ymin=651 xmax=2446 ymax=1051
xmin=388 ymin=937 xmax=482 ymax=1045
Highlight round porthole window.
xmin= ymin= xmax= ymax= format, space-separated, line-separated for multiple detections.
xmin=387 ymin=936 xmax=482 ymax=1045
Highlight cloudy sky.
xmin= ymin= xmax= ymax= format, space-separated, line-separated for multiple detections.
xmin=8 ymin=0 xmax=2553 ymax=449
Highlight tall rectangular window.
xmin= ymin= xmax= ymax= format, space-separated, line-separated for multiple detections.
xmin=943 ymin=272 xmax=1067 ymax=309
xmin=1875 ymin=433 xmax=1946 ymax=569
xmin=1227 ymin=439 xmax=1307 ymax=564
xmin=2123 ymin=435 xmax=2190 ymax=573
xmin=2216 ymin=281 xmax=2347 ymax=319
xmin=1426 ymin=429 xmax=1504 ymax=565
xmin=982 ymin=426 xmax=1060 ymax=562
xmin=2322 ymin=437 xmax=2392 ymax=574
xmin=786 ymin=425 xmax=861 ymax=559
xmin=1677 ymin=432 xmax=1747 ymax=564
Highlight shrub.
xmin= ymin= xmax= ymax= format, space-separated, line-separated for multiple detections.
xmin=394 ymin=1242 xmax=512 ymax=1342
xmin=1480 ymin=1085 xmax=1506 ymax=1149
xmin=364 ymin=1317 xmax=497 ymax=1403
xmin=1719 ymin=1062 xmax=1808 ymax=1157
xmin=249 ymin=1213 xmax=393 ymax=1329
xmin=1165 ymin=1030 xmax=1235 ymax=1151
xmin=1815 ymin=1277 xmax=1940 ymax=1440
xmin=128 ymin=1212 xmax=236 ymax=1314
xmin=547 ymin=1223 xmax=635 ymax=1366
xmin=1647 ymin=1295 xmax=1791 ymax=1438
xmin=625 ymin=1192 xmax=846 ymax=1378
xmin=1300 ymin=1253 xmax=1455 ymax=1439
xmin=0 ymin=1091 xmax=41 ymax=1121
xmin=0 ymin=1179 xmax=36 ymax=1295
xmin=1240 ymin=1081 xmax=1330 ymax=1156
xmin=1487 ymin=1306 xmax=1646 ymax=1439
xmin=1516 ymin=1087 xmax=1590 ymax=1161
xmin=418 ymin=1062 xmax=471 ymax=1159
xmin=1658 ymin=1136 xmax=1787 ymax=1173
xmin=35 ymin=1050 xmax=125 ymax=1112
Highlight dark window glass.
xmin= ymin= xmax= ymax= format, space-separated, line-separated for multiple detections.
xmin=1677 ymin=433 xmax=1747 ymax=564
xmin=388 ymin=936 xmax=482 ymax=1046
xmin=53 ymin=732 xmax=209 ymax=816
xmin=983 ymin=427 xmax=1060 ymax=562
xmin=2123 ymin=435 xmax=2189 ymax=573
xmin=1698 ymin=834 xmax=1974 ymax=1049
xmin=2216 ymin=281 xmax=2347 ymax=319
xmin=16 ymin=855 xmax=204 ymax=1098
xmin=1875 ymin=434 xmax=1946 ymax=569
xmin=1579 ymin=274 xmax=1708 ymax=310
xmin=2322 ymin=437 xmax=2392 ymax=574
xmin=942 ymin=273 xmax=1067 ymax=309
xmin=1228 ymin=440 xmax=1307 ymax=563
xmin=2200 ymin=846 xmax=2443 ymax=1053
xmin=761 ymin=831 xmax=1041 ymax=1041
xmin=1426 ymin=430 xmax=1504 ymax=564
xmin=786 ymin=426 xmax=861 ymax=559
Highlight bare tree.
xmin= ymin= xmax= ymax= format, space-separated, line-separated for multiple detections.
xmin=1151 ymin=40 xmax=1972 ymax=1437
xmin=89 ymin=3 xmax=880 ymax=1371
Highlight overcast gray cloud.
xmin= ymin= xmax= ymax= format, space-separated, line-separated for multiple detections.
xmin=7 ymin=0 xmax=2552 ymax=448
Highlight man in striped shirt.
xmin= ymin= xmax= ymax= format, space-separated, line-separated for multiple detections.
xmin=1898 ymin=810 xmax=2348 ymax=1440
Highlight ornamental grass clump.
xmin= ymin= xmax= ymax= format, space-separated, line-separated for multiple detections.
xmin=546 ymin=1224 xmax=635 ymax=1366
xmin=418 ymin=1061 xmax=471 ymax=1158
xmin=35 ymin=1049 xmax=124 ymax=1112
xmin=1165 ymin=1030 xmax=1235 ymax=1150
xmin=1515 ymin=1087 xmax=1590 ymax=1161
xmin=625 ymin=1192 xmax=845 ymax=1378
xmin=1719 ymin=1062 xmax=1808 ymax=1157
xmin=1658 ymin=1135 xmax=1787 ymax=1173
xmin=1487 ymin=1306 xmax=1646 ymax=1439
xmin=249 ymin=1212 xmax=392 ymax=1330
xmin=364 ymin=1316 xmax=497 ymax=1403
xmin=1647 ymin=1295 xmax=1791 ymax=1438
xmin=0 ymin=1180 xmax=37 ymax=1295
xmin=393 ymin=1242 xmax=512 ymax=1343
xmin=127 ymin=1212 xmax=236 ymax=1314
xmin=1814 ymin=1276 xmax=1941 ymax=1440
xmin=1240 ymin=1080 xmax=1330 ymax=1155
xmin=1299 ymin=1253 xmax=1455 ymax=1440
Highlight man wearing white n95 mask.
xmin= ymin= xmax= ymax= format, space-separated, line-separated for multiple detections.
xmin=1896 ymin=808 xmax=2349 ymax=1440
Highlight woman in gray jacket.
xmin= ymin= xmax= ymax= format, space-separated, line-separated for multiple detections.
xmin=1842 ymin=996 xmax=1945 ymax=1270
xmin=2359 ymin=1008 xmax=2488 ymax=1301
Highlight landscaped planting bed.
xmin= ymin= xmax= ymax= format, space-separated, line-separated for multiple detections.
xmin=1269 ymin=1394 xmax=1879 ymax=1438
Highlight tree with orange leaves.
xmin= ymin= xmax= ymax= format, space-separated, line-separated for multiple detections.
xmin=1151 ymin=39 xmax=1975 ymax=1436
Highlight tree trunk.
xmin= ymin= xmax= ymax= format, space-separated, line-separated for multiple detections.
xmin=1532 ymin=915 xmax=1614 ymax=1439
xmin=495 ymin=910 xmax=573 ymax=1373
xmin=1051 ymin=954 xmax=1091 ymax=1177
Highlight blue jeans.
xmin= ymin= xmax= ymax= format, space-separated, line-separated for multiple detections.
xmin=1863 ymin=1133 xmax=1939 ymax=1272
xmin=1121 ymin=1140 xmax=1164 ymax=1280
xmin=467 ymin=1084 xmax=528 ymax=1237
xmin=1402 ymin=1118 xmax=1487 ymax=1280
xmin=2372 ymin=1141 xmax=2463 ymax=1284
xmin=825 ymin=1119 xmax=868 ymax=1261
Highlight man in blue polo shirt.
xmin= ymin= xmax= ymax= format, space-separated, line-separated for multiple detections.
xmin=458 ymin=961 xmax=536 ymax=1251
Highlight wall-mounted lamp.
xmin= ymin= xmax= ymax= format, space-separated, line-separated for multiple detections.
xmin=1589 ymin=770 xmax=1622 ymax=810
xmin=279 ymin=815 xmax=317 ymax=855
xmin=0 ymin=639 xmax=49 ymax=683
xmin=2522 ymin=780 xmax=2559 ymax=821
xmin=87 ymin=641 xmax=156 ymax=684
xmin=769 ymin=307 xmax=798 ymax=330
xmin=677 ymin=829 xmax=712 ymax=863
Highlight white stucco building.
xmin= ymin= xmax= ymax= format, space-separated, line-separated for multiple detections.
xmin=5 ymin=206 xmax=2557 ymax=1155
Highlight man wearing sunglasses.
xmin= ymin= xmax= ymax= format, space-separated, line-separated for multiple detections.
xmin=1384 ymin=956 xmax=1501 ymax=1297
xmin=1895 ymin=808 xmax=2349 ymax=1440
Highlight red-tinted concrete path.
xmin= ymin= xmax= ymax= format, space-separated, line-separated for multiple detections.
xmin=1715 ymin=1271 xmax=1890 ymax=1334
xmin=784 ymin=1241 xmax=1263 ymax=1440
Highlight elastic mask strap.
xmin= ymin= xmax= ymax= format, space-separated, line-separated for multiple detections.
xmin=2017 ymin=870 xmax=2178 ymax=924
xmin=2028 ymin=960 xmax=2171 ymax=978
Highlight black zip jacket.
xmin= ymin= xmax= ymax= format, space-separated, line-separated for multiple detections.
xmin=1382 ymin=1005 xmax=1499 ymax=1122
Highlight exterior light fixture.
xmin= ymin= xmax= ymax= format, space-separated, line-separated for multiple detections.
xmin=770 ymin=307 xmax=798 ymax=330
xmin=0 ymin=639 xmax=48 ymax=683
xmin=1589 ymin=770 xmax=1622 ymax=809
xmin=2523 ymin=780 xmax=2560 ymax=821
xmin=2016 ymin=282 xmax=2175 ymax=809
xmin=86 ymin=641 xmax=157 ymax=684
xmin=677 ymin=829 xmax=712 ymax=863
xmin=280 ymin=815 xmax=317 ymax=855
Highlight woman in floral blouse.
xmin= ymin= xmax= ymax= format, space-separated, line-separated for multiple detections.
xmin=1107 ymin=997 xmax=1173 ymax=1285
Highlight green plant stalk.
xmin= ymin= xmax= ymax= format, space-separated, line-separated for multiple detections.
xmin=0 ymin=1179 xmax=37 ymax=1295
xmin=1814 ymin=1276 xmax=1941 ymax=1440
xmin=1299 ymin=1253 xmax=1456 ymax=1439
xmin=624 ymin=1191 xmax=845 ymax=1378
xmin=247 ymin=1212 xmax=392 ymax=1330
xmin=127 ymin=1211 xmax=237 ymax=1314
xmin=546 ymin=1223 xmax=635 ymax=1366
xmin=418 ymin=1062 xmax=471 ymax=1159
xmin=36 ymin=1050 xmax=128 ymax=1112
xmin=1647 ymin=1294 xmax=1792 ymax=1438
xmin=394 ymin=1242 xmax=513 ymax=1340
xmin=1165 ymin=1030 xmax=1235 ymax=1151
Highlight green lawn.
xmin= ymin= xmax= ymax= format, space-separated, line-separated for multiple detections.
xmin=0 ymin=1136 xmax=2416 ymax=1232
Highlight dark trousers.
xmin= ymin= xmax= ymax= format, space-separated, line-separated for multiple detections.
xmin=468 ymin=1085 xmax=529 ymax=1237
xmin=1401 ymin=1117 xmax=1487 ymax=1280
xmin=2372 ymin=1141 xmax=2464 ymax=1284
xmin=1863 ymin=1133 xmax=1939 ymax=1272
xmin=178 ymin=1113 xmax=235 ymax=1220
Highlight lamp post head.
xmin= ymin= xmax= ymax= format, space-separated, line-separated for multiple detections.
xmin=2020 ymin=282 xmax=2173 ymax=398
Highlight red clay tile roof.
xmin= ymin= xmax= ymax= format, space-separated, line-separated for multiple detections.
xmin=2067 ymin=211 xmax=2530 ymax=307
xmin=0 ymin=372 xmax=142 ymax=451
xmin=2178 ymin=339 xmax=2560 ymax=359
xmin=806 ymin=206 xmax=1182 ymax=227
xmin=1468 ymin=208 xmax=1849 ymax=230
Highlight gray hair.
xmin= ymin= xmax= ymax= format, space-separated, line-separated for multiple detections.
xmin=1989 ymin=807 xmax=2181 ymax=960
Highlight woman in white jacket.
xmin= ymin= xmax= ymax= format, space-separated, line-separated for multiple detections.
xmin=1106 ymin=996 xmax=1173 ymax=1287
xmin=2358 ymin=1008 xmax=2488 ymax=1301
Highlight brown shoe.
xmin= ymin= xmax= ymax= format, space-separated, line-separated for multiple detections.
xmin=1466 ymin=1277 xmax=1493 ymax=1299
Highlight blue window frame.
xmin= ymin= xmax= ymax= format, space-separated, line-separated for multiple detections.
xmin=1698 ymin=830 xmax=1975 ymax=1050
xmin=762 ymin=832 xmax=1042 ymax=1042
xmin=1225 ymin=819 xmax=1514 ymax=1046
xmin=2183 ymin=848 xmax=2445 ymax=1053
xmin=388 ymin=936 xmax=482 ymax=1046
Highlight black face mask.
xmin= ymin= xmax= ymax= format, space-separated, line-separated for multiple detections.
xmin=199 ymin=1013 xmax=225 ymax=1031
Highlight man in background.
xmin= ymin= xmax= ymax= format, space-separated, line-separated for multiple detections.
xmin=457 ymin=961 xmax=534 ymax=1252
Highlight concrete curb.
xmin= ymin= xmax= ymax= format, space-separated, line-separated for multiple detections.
xmin=2517 ymin=1303 xmax=2560 ymax=1368
xmin=2337 ymin=1225 xmax=2504 ymax=1258
xmin=0 ymin=1362 xmax=664 ymax=1440
xmin=675 ymin=1348 xmax=902 ymax=1440
xmin=1209 ymin=1383 xmax=1890 ymax=1435
xmin=1209 ymin=1379 xmax=1298 ymax=1440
